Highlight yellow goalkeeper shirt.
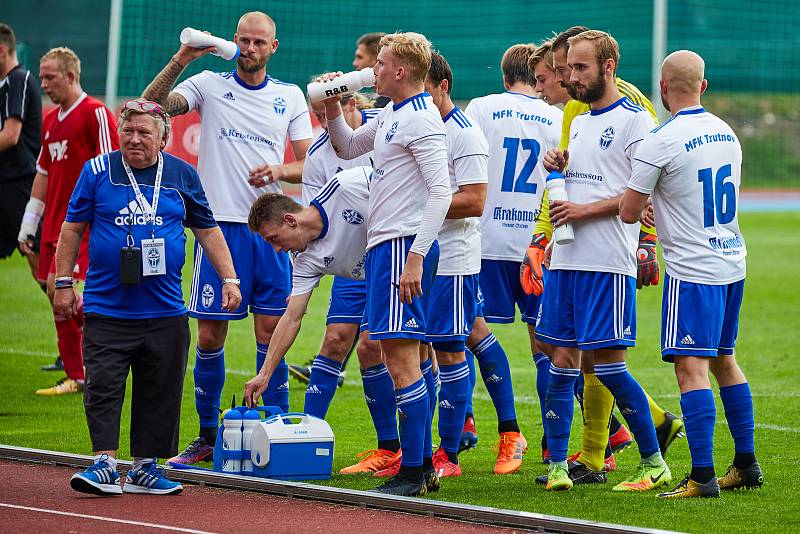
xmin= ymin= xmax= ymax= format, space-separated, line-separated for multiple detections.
xmin=534 ymin=77 xmax=659 ymax=239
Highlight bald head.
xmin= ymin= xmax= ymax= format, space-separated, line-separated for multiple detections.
xmin=237 ymin=11 xmax=276 ymax=38
xmin=662 ymin=50 xmax=705 ymax=94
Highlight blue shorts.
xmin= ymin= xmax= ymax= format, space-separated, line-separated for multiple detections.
xmin=425 ymin=273 xmax=480 ymax=343
xmin=478 ymin=259 xmax=540 ymax=324
xmin=189 ymin=221 xmax=291 ymax=320
xmin=661 ymin=273 xmax=744 ymax=362
xmin=327 ymin=276 xmax=367 ymax=325
xmin=536 ymin=270 xmax=637 ymax=350
xmin=365 ymin=236 xmax=439 ymax=341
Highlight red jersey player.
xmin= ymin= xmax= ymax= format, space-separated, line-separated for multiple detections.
xmin=19 ymin=47 xmax=118 ymax=396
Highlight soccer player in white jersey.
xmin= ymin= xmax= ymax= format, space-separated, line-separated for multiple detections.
xmin=463 ymin=44 xmax=562 ymax=474
xmin=142 ymin=11 xmax=313 ymax=466
xmin=419 ymin=52 xmax=488 ymax=477
xmin=538 ymin=30 xmax=670 ymax=492
xmin=620 ymin=50 xmax=762 ymax=498
xmin=295 ymin=98 xmax=403 ymax=476
xmin=241 ymin=168 xmax=407 ymax=464
xmin=320 ymin=32 xmax=451 ymax=497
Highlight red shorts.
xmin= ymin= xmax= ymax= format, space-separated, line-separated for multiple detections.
xmin=37 ymin=235 xmax=90 ymax=283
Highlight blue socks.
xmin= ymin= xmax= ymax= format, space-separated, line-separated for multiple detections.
xmin=256 ymin=343 xmax=289 ymax=413
xmin=420 ymin=358 xmax=435 ymax=464
xmin=465 ymin=348 xmax=477 ymax=417
xmin=533 ymin=353 xmax=551 ymax=431
xmin=594 ymin=362 xmax=659 ymax=458
xmin=303 ymin=355 xmax=342 ymax=418
xmin=680 ymin=388 xmax=716 ymax=468
xmin=545 ymin=366 xmax=580 ymax=463
xmin=395 ymin=378 xmax=429 ymax=468
xmin=361 ymin=364 xmax=399 ymax=444
xmin=437 ymin=361 xmax=470 ymax=457
xmin=473 ymin=334 xmax=517 ymax=424
xmin=194 ymin=347 xmax=225 ymax=429
xmin=719 ymin=382 xmax=755 ymax=455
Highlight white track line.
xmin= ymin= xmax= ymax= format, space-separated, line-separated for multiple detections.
xmin=0 ymin=503 xmax=216 ymax=534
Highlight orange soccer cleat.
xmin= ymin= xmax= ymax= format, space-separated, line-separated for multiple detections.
xmin=432 ymin=448 xmax=462 ymax=478
xmin=339 ymin=449 xmax=400 ymax=475
xmin=493 ymin=432 xmax=527 ymax=474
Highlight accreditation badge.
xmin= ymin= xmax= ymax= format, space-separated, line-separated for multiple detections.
xmin=141 ymin=238 xmax=166 ymax=276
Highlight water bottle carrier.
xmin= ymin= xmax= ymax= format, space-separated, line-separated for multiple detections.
xmin=212 ymin=406 xmax=334 ymax=480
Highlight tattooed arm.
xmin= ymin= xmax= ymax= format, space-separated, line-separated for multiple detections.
xmin=142 ymin=44 xmax=214 ymax=116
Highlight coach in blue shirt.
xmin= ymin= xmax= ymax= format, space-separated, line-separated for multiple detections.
xmin=53 ymin=99 xmax=241 ymax=496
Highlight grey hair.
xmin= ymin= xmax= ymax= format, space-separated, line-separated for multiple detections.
xmin=118 ymin=109 xmax=170 ymax=140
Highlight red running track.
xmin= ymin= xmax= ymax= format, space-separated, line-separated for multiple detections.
xmin=0 ymin=461 xmax=521 ymax=533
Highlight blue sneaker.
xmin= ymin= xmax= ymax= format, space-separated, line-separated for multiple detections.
xmin=124 ymin=462 xmax=183 ymax=495
xmin=458 ymin=416 xmax=478 ymax=453
xmin=70 ymin=456 xmax=122 ymax=496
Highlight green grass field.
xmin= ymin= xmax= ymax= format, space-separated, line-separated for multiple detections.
xmin=1 ymin=212 xmax=798 ymax=533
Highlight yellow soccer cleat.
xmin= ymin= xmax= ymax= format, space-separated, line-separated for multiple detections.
xmin=545 ymin=463 xmax=573 ymax=491
xmin=36 ymin=378 xmax=83 ymax=396
xmin=658 ymin=474 xmax=720 ymax=498
xmin=718 ymin=463 xmax=764 ymax=490
xmin=340 ymin=449 xmax=400 ymax=475
xmin=612 ymin=462 xmax=672 ymax=492
xmin=493 ymin=432 xmax=527 ymax=474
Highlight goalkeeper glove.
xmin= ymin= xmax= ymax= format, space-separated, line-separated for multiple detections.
xmin=520 ymin=232 xmax=549 ymax=296
xmin=636 ymin=230 xmax=659 ymax=289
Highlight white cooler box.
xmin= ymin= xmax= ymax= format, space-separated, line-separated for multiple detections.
xmin=249 ymin=413 xmax=335 ymax=481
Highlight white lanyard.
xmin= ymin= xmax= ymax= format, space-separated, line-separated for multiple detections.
xmin=122 ymin=152 xmax=163 ymax=233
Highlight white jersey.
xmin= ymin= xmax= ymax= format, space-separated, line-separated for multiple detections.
xmin=300 ymin=109 xmax=380 ymax=206
xmin=175 ymin=70 xmax=313 ymax=222
xmin=291 ymin=166 xmax=371 ymax=296
xmin=551 ymin=97 xmax=656 ymax=277
xmin=327 ymin=92 xmax=450 ymax=254
xmin=465 ymin=92 xmax=562 ymax=261
xmin=438 ymin=107 xmax=489 ymax=275
xmin=629 ymin=106 xmax=746 ymax=284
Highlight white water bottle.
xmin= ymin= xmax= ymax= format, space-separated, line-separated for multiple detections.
xmin=240 ymin=408 xmax=261 ymax=474
xmin=221 ymin=409 xmax=242 ymax=473
xmin=546 ymin=170 xmax=575 ymax=245
xmin=180 ymin=27 xmax=240 ymax=61
xmin=307 ymin=68 xmax=376 ymax=103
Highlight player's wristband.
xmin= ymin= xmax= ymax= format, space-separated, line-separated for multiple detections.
xmin=54 ymin=277 xmax=74 ymax=289
xmin=222 ymin=277 xmax=240 ymax=286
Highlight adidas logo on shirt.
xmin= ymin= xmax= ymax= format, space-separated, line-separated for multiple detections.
xmin=404 ymin=318 xmax=419 ymax=329
xmin=486 ymin=374 xmax=503 ymax=384
xmin=306 ymin=385 xmax=322 ymax=395
xmin=115 ymin=200 xmax=164 ymax=226
xmin=681 ymin=334 xmax=695 ymax=345
xmin=323 ymin=256 xmax=335 ymax=267
xmin=439 ymin=399 xmax=454 ymax=410
xmin=546 ymin=410 xmax=559 ymax=419
xmin=222 ymin=92 xmax=235 ymax=101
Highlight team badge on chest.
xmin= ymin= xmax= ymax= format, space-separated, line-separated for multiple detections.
xmin=600 ymin=126 xmax=615 ymax=150
xmin=273 ymin=97 xmax=286 ymax=115
xmin=385 ymin=121 xmax=399 ymax=143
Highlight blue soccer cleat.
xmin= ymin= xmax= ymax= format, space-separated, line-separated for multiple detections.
xmin=70 ymin=455 xmax=122 ymax=496
xmin=124 ymin=462 xmax=183 ymax=495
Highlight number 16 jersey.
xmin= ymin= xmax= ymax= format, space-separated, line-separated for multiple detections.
xmin=465 ymin=92 xmax=561 ymax=261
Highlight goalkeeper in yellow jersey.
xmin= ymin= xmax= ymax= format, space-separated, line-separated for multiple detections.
xmin=523 ymin=26 xmax=685 ymax=487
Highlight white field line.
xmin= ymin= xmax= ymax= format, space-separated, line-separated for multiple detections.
xmin=0 ymin=503 xmax=216 ymax=534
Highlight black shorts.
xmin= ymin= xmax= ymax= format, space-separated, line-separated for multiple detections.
xmin=0 ymin=176 xmax=41 ymax=258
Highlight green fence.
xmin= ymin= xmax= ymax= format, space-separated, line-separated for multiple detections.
xmin=5 ymin=0 xmax=799 ymax=187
